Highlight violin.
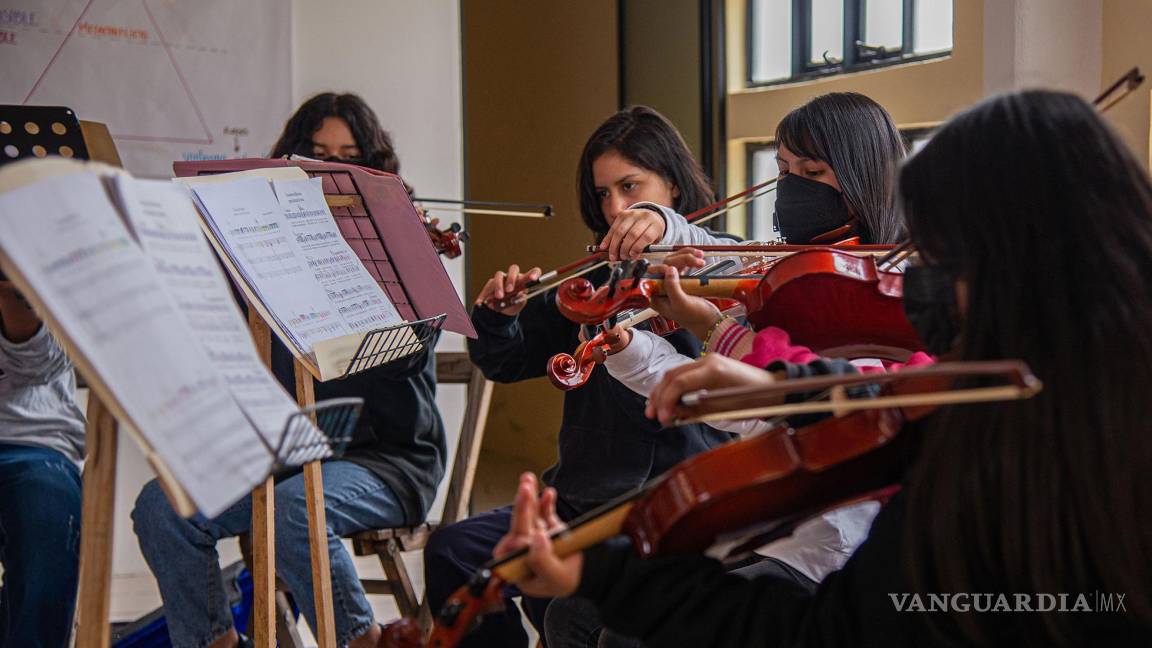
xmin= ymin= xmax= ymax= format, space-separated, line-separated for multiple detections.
xmin=556 ymin=247 xmax=923 ymax=358
xmin=547 ymin=259 xmax=740 ymax=390
xmin=422 ymin=214 xmax=467 ymax=259
xmin=390 ymin=361 xmax=1040 ymax=648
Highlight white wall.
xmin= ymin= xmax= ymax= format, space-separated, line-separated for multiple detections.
xmin=109 ymin=0 xmax=464 ymax=623
xmin=292 ymin=0 xmax=466 ymax=520
xmin=984 ymin=0 xmax=1103 ymax=97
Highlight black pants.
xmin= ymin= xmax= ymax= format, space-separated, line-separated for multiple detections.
xmin=424 ymin=506 xmax=556 ymax=648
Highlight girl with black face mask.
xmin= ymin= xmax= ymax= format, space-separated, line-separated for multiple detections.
xmin=772 ymin=92 xmax=907 ymax=245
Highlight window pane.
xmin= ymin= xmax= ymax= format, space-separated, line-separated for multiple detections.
xmin=749 ymin=146 xmax=780 ymax=241
xmin=864 ymin=0 xmax=904 ymax=51
xmin=810 ymin=0 xmax=844 ymax=65
xmin=914 ymin=0 xmax=952 ymax=53
xmin=750 ymin=0 xmax=793 ymax=83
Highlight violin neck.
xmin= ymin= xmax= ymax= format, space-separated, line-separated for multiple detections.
xmin=493 ymin=502 xmax=635 ymax=583
xmin=658 ymin=277 xmax=756 ymax=299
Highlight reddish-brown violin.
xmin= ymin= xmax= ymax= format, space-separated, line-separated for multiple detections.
xmin=421 ymin=214 xmax=467 ymax=258
xmin=385 ymin=361 xmax=1040 ymax=648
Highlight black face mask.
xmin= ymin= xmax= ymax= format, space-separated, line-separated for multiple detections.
xmin=774 ymin=174 xmax=853 ymax=244
xmin=903 ymin=264 xmax=960 ymax=356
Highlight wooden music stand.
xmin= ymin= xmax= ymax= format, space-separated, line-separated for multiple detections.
xmin=0 ymin=114 xmax=197 ymax=648
xmin=175 ymin=161 xmax=453 ymax=648
xmin=0 ymin=113 xmax=360 ymax=648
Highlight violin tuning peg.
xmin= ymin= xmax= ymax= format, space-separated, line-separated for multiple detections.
xmin=632 ymin=259 xmax=650 ymax=279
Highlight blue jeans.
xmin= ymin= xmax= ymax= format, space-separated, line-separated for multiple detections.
xmin=132 ymin=460 xmax=406 ymax=648
xmin=424 ymin=506 xmax=559 ymax=648
xmin=0 ymin=443 xmax=82 ymax=648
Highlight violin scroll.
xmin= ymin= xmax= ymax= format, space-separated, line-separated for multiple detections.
xmin=548 ymin=328 xmax=617 ymax=390
xmin=424 ymin=217 xmax=468 ymax=258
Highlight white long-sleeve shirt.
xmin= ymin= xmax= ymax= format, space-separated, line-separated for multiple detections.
xmin=604 ymin=203 xmax=881 ymax=583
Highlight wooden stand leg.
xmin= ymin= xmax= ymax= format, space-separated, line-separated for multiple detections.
xmin=248 ymin=310 xmax=278 ymax=647
xmin=75 ymin=396 xmax=118 ymax=648
xmin=251 ymin=477 xmax=276 ymax=647
xmin=295 ymin=361 xmax=336 ymax=648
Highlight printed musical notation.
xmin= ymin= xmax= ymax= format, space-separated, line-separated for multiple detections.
xmin=306 ymin=252 xmax=353 ymax=269
xmin=191 ymin=177 xmax=353 ymax=353
xmin=296 ymin=230 xmax=339 ymax=244
xmin=272 ymin=177 xmax=401 ymax=336
xmin=0 ymin=171 xmax=275 ymax=516
xmin=116 ymin=176 xmax=324 ymax=467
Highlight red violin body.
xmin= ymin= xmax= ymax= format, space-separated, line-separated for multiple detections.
xmin=742 ymin=248 xmax=922 ymax=355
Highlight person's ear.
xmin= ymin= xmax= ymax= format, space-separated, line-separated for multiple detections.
xmin=671 ymin=184 xmax=681 ymax=200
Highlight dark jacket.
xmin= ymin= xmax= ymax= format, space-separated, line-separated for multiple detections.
xmin=575 ymin=360 xmax=1147 ymax=647
xmin=272 ymin=334 xmax=445 ymax=525
xmin=467 ymin=269 xmax=733 ymax=516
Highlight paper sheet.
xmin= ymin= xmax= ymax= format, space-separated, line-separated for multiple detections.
xmin=190 ymin=177 xmax=351 ymax=353
xmin=272 ymin=177 xmax=402 ymax=334
xmin=111 ymin=176 xmax=328 ymax=460
xmin=0 ymin=172 xmax=269 ymax=516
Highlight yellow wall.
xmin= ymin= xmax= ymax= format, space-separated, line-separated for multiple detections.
xmin=723 ymin=0 xmax=986 ymax=235
xmin=622 ymin=0 xmax=703 ymax=158
xmin=462 ymin=1 xmax=619 ymax=508
xmin=1102 ymin=0 xmax=1152 ymax=169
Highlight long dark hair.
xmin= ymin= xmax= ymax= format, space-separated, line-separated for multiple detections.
xmin=577 ymin=106 xmax=715 ymax=237
xmin=776 ymin=92 xmax=906 ymax=243
xmin=900 ymin=90 xmax=1152 ymax=643
xmin=270 ymin=92 xmax=402 ymax=175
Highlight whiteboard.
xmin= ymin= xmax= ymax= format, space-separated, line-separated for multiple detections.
xmin=0 ymin=0 xmax=291 ymax=178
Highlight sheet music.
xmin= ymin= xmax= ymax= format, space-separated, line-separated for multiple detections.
xmin=190 ymin=177 xmax=351 ymax=353
xmin=112 ymin=176 xmax=326 ymax=457
xmin=0 ymin=172 xmax=270 ymax=516
xmin=272 ymin=177 xmax=402 ymax=334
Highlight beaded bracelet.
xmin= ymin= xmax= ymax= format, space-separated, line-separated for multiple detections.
xmin=700 ymin=314 xmax=730 ymax=355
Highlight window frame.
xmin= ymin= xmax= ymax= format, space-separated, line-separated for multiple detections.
xmin=747 ymin=0 xmax=951 ymax=88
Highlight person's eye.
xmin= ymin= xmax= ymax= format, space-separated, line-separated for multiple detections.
xmin=805 ymin=169 xmax=824 ymax=178
xmin=596 ymin=189 xmax=609 ymax=199
xmin=622 ymin=182 xmax=638 ymax=192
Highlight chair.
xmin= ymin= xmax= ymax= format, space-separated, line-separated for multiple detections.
xmin=244 ymin=351 xmax=493 ymax=642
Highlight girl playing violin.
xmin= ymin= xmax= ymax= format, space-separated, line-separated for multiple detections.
xmin=495 ymin=89 xmax=1152 ymax=647
xmin=600 ymin=92 xmax=920 ymax=594
xmin=423 ymin=106 xmax=735 ymax=648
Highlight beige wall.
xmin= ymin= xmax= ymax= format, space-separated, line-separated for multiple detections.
xmin=463 ymin=1 xmax=619 ymax=508
xmin=1102 ymin=0 xmax=1152 ymax=168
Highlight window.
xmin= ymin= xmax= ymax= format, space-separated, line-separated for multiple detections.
xmin=744 ymin=125 xmax=936 ymax=239
xmin=749 ymin=0 xmax=953 ymax=86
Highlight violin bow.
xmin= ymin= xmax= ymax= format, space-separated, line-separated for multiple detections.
xmin=673 ymin=360 xmax=1042 ymax=425
xmin=1094 ymin=67 xmax=1144 ymax=113
xmin=493 ymin=177 xmax=780 ymax=308
xmin=414 ymin=197 xmax=553 ymax=219
xmin=632 ymin=243 xmax=899 ymax=257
